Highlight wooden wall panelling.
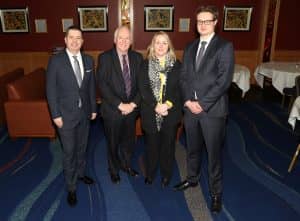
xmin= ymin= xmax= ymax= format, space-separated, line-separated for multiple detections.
xmin=0 ymin=52 xmax=51 ymax=75
xmin=234 ymin=50 xmax=260 ymax=84
xmin=1 ymin=50 xmax=261 ymax=85
xmin=273 ymin=50 xmax=300 ymax=61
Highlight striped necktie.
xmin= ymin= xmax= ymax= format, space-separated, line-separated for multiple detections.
xmin=122 ymin=54 xmax=131 ymax=97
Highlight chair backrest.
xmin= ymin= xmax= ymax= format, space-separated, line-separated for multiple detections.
xmin=6 ymin=68 xmax=45 ymax=101
xmin=295 ymin=75 xmax=300 ymax=96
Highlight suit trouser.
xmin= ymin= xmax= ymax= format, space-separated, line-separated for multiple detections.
xmin=184 ymin=112 xmax=226 ymax=196
xmin=144 ymin=125 xmax=177 ymax=180
xmin=103 ymin=113 xmax=136 ymax=174
xmin=58 ymin=115 xmax=90 ymax=192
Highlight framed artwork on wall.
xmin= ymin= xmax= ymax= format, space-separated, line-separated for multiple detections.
xmin=35 ymin=19 xmax=47 ymax=33
xmin=144 ymin=5 xmax=174 ymax=31
xmin=223 ymin=6 xmax=253 ymax=31
xmin=77 ymin=6 xmax=108 ymax=32
xmin=62 ymin=18 xmax=74 ymax=32
xmin=0 ymin=7 xmax=29 ymax=33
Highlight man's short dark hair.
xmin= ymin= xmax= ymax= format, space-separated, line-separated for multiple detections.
xmin=195 ymin=5 xmax=219 ymax=20
xmin=65 ymin=25 xmax=82 ymax=37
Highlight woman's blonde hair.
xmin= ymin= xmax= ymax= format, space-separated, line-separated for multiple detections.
xmin=146 ymin=31 xmax=176 ymax=61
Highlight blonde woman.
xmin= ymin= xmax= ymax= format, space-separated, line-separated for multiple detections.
xmin=138 ymin=31 xmax=182 ymax=187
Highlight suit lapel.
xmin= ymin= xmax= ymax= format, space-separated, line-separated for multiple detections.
xmin=128 ymin=50 xmax=135 ymax=90
xmin=81 ymin=54 xmax=90 ymax=87
xmin=201 ymin=35 xmax=218 ymax=64
xmin=112 ymin=49 xmax=123 ymax=76
xmin=192 ymin=39 xmax=200 ymax=72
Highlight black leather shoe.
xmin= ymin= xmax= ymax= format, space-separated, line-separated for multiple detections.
xmin=161 ymin=178 xmax=170 ymax=188
xmin=110 ymin=172 xmax=120 ymax=184
xmin=124 ymin=167 xmax=139 ymax=177
xmin=67 ymin=191 xmax=77 ymax=207
xmin=144 ymin=177 xmax=153 ymax=185
xmin=173 ymin=180 xmax=198 ymax=191
xmin=211 ymin=195 xmax=222 ymax=213
xmin=78 ymin=176 xmax=94 ymax=185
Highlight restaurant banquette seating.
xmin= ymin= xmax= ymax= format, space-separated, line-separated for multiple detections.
xmin=4 ymin=68 xmax=56 ymax=138
xmin=0 ymin=68 xmax=24 ymax=126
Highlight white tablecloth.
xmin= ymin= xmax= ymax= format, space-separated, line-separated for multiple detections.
xmin=233 ymin=64 xmax=251 ymax=97
xmin=288 ymin=96 xmax=300 ymax=129
xmin=254 ymin=62 xmax=300 ymax=94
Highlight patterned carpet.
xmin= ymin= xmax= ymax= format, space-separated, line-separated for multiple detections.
xmin=1 ymin=101 xmax=300 ymax=221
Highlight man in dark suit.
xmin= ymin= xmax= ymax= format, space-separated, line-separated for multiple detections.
xmin=97 ymin=25 xmax=143 ymax=184
xmin=173 ymin=6 xmax=234 ymax=213
xmin=46 ymin=26 xmax=97 ymax=207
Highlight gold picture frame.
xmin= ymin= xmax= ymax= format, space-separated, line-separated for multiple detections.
xmin=144 ymin=5 xmax=174 ymax=31
xmin=223 ymin=6 xmax=253 ymax=31
xmin=77 ymin=6 xmax=108 ymax=32
xmin=0 ymin=7 xmax=29 ymax=33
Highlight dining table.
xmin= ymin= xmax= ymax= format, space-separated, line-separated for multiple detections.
xmin=233 ymin=64 xmax=251 ymax=97
xmin=254 ymin=61 xmax=300 ymax=94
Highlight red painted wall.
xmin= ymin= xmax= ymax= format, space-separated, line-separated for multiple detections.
xmin=0 ymin=0 xmax=117 ymax=52
xmin=275 ymin=0 xmax=300 ymax=50
xmin=0 ymin=0 xmax=293 ymax=52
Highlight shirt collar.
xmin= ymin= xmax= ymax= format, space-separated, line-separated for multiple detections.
xmin=200 ymin=32 xmax=215 ymax=45
xmin=66 ymin=48 xmax=82 ymax=60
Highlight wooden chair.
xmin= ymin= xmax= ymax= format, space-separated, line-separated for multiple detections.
xmin=288 ymin=83 xmax=300 ymax=172
xmin=288 ymin=144 xmax=300 ymax=172
xmin=288 ymin=123 xmax=300 ymax=172
xmin=282 ymin=76 xmax=300 ymax=111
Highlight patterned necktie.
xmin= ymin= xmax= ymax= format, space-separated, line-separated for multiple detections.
xmin=73 ymin=55 xmax=82 ymax=107
xmin=73 ymin=56 xmax=82 ymax=87
xmin=122 ymin=54 xmax=131 ymax=97
xmin=195 ymin=41 xmax=207 ymax=72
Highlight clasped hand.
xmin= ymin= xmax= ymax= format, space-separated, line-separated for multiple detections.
xmin=185 ymin=100 xmax=203 ymax=114
xmin=118 ymin=102 xmax=136 ymax=115
xmin=155 ymin=103 xmax=169 ymax=116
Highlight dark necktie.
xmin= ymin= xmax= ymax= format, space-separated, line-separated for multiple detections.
xmin=195 ymin=41 xmax=207 ymax=72
xmin=122 ymin=54 xmax=131 ymax=97
xmin=73 ymin=55 xmax=82 ymax=107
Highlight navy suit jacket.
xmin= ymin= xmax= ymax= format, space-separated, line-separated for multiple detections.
xmin=46 ymin=50 xmax=97 ymax=129
xmin=180 ymin=34 xmax=234 ymax=117
xmin=97 ymin=48 xmax=143 ymax=119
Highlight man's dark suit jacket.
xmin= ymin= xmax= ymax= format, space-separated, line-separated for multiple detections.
xmin=138 ymin=59 xmax=182 ymax=133
xmin=46 ymin=51 xmax=97 ymax=129
xmin=180 ymin=34 xmax=234 ymax=117
xmin=97 ymin=48 xmax=143 ymax=119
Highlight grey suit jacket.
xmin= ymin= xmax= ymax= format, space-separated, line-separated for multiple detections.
xmin=180 ymin=34 xmax=234 ymax=117
xmin=46 ymin=50 xmax=97 ymax=129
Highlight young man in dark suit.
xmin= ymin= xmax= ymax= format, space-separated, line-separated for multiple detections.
xmin=46 ymin=26 xmax=97 ymax=207
xmin=97 ymin=25 xmax=143 ymax=184
xmin=173 ymin=6 xmax=234 ymax=213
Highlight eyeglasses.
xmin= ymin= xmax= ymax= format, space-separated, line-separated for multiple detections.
xmin=197 ymin=19 xmax=215 ymax=25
